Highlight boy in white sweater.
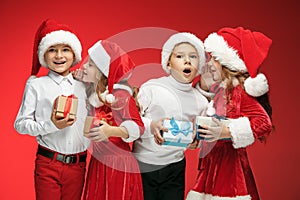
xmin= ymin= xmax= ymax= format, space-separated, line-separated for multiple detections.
xmin=133 ymin=32 xmax=208 ymax=200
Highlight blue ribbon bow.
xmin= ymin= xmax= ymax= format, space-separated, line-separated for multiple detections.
xmin=168 ymin=117 xmax=193 ymax=136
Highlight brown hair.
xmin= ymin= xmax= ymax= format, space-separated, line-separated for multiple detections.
xmin=221 ymin=67 xmax=273 ymax=142
xmin=86 ymin=75 xmax=141 ymax=112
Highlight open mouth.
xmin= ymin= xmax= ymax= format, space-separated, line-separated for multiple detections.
xmin=54 ymin=61 xmax=66 ymax=65
xmin=183 ymin=68 xmax=191 ymax=74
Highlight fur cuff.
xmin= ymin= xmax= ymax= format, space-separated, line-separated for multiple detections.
xmin=186 ymin=190 xmax=204 ymax=200
xmin=121 ymin=120 xmax=140 ymax=142
xmin=228 ymin=117 xmax=254 ymax=149
xmin=186 ymin=190 xmax=251 ymax=200
xmin=244 ymin=73 xmax=269 ymax=97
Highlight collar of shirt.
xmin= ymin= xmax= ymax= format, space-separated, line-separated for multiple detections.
xmin=48 ymin=70 xmax=75 ymax=86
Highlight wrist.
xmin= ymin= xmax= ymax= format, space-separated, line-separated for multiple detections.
xmin=221 ymin=126 xmax=231 ymax=139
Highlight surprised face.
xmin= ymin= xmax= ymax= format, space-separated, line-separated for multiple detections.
xmin=167 ymin=43 xmax=200 ymax=83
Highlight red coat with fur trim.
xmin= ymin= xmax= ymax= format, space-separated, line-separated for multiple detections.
xmin=188 ymin=85 xmax=272 ymax=200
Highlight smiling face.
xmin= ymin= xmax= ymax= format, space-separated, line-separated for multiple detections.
xmin=167 ymin=42 xmax=199 ymax=83
xmin=44 ymin=44 xmax=75 ymax=76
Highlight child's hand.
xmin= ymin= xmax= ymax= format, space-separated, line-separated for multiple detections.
xmin=84 ymin=120 xmax=110 ymax=142
xmin=150 ymin=118 xmax=169 ymax=145
xmin=200 ymin=62 xmax=217 ymax=91
xmin=197 ymin=118 xmax=231 ymax=142
xmin=72 ymin=69 xmax=84 ymax=81
xmin=51 ymin=109 xmax=75 ymax=129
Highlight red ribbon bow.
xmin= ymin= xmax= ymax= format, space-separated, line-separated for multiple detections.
xmin=95 ymin=111 xmax=113 ymax=124
xmin=55 ymin=94 xmax=78 ymax=118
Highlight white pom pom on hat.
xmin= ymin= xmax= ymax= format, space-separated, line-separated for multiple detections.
xmin=244 ymin=73 xmax=269 ymax=97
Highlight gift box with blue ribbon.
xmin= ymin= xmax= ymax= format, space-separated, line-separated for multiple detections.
xmin=161 ymin=117 xmax=193 ymax=147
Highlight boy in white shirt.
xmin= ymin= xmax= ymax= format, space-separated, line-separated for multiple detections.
xmin=14 ymin=19 xmax=89 ymax=200
xmin=133 ymin=32 xmax=208 ymax=200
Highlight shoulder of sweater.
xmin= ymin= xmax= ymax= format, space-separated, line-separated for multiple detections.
xmin=140 ymin=76 xmax=168 ymax=87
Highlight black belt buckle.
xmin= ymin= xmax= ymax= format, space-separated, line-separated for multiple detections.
xmin=56 ymin=154 xmax=77 ymax=164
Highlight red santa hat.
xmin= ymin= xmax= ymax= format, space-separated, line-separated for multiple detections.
xmin=31 ymin=19 xmax=82 ymax=75
xmin=161 ymin=32 xmax=206 ymax=74
xmin=88 ymin=40 xmax=135 ymax=93
xmin=204 ymin=27 xmax=272 ymax=97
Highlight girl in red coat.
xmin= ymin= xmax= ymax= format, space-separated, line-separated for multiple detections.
xmin=187 ymin=27 xmax=273 ymax=200
xmin=75 ymin=40 xmax=144 ymax=200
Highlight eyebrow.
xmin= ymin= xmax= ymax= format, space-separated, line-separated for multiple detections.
xmin=49 ymin=44 xmax=71 ymax=48
xmin=173 ymin=51 xmax=197 ymax=54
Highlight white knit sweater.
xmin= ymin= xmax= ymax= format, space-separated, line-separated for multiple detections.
xmin=133 ymin=76 xmax=208 ymax=165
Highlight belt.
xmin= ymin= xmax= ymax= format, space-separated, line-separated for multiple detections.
xmin=37 ymin=146 xmax=87 ymax=164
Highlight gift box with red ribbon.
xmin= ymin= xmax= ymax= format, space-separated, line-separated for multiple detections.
xmin=54 ymin=95 xmax=78 ymax=120
xmin=83 ymin=111 xmax=113 ymax=134
xmin=84 ymin=116 xmax=96 ymax=134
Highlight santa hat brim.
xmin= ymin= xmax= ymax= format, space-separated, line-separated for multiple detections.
xmin=38 ymin=30 xmax=82 ymax=67
xmin=204 ymin=33 xmax=247 ymax=73
xmin=88 ymin=41 xmax=110 ymax=77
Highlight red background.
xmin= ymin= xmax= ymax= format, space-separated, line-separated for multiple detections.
xmin=1 ymin=0 xmax=299 ymax=199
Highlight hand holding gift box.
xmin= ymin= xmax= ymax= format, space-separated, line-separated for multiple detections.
xmin=195 ymin=116 xmax=231 ymax=140
xmin=54 ymin=95 xmax=78 ymax=120
xmin=161 ymin=117 xmax=194 ymax=147
xmin=84 ymin=111 xmax=113 ymax=134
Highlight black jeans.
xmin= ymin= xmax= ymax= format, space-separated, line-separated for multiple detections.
xmin=138 ymin=158 xmax=186 ymax=200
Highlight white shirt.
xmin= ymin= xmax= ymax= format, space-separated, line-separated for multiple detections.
xmin=14 ymin=71 xmax=90 ymax=154
xmin=133 ymin=75 xmax=208 ymax=165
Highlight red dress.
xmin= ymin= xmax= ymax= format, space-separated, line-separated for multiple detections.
xmin=83 ymin=90 xmax=144 ymax=200
xmin=187 ymin=85 xmax=272 ymax=200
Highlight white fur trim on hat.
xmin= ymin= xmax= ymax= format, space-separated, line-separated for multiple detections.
xmin=204 ymin=33 xmax=247 ymax=73
xmin=113 ymin=84 xmax=133 ymax=95
xmin=244 ymin=73 xmax=269 ymax=97
xmin=161 ymin=32 xmax=206 ymax=74
xmin=38 ymin=30 xmax=82 ymax=67
xmin=88 ymin=41 xmax=110 ymax=77
xmin=228 ymin=117 xmax=255 ymax=149
xmin=186 ymin=190 xmax=251 ymax=200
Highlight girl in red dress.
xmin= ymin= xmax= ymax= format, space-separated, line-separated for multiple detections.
xmin=75 ymin=40 xmax=144 ymax=200
xmin=187 ymin=27 xmax=273 ymax=200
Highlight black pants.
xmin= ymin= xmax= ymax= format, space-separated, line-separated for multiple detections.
xmin=138 ymin=158 xmax=186 ymax=200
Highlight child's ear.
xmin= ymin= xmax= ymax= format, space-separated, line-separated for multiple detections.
xmin=167 ymin=62 xmax=171 ymax=69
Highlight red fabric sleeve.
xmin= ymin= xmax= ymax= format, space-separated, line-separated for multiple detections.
xmin=238 ymin=88 xmax=272 ymax=140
